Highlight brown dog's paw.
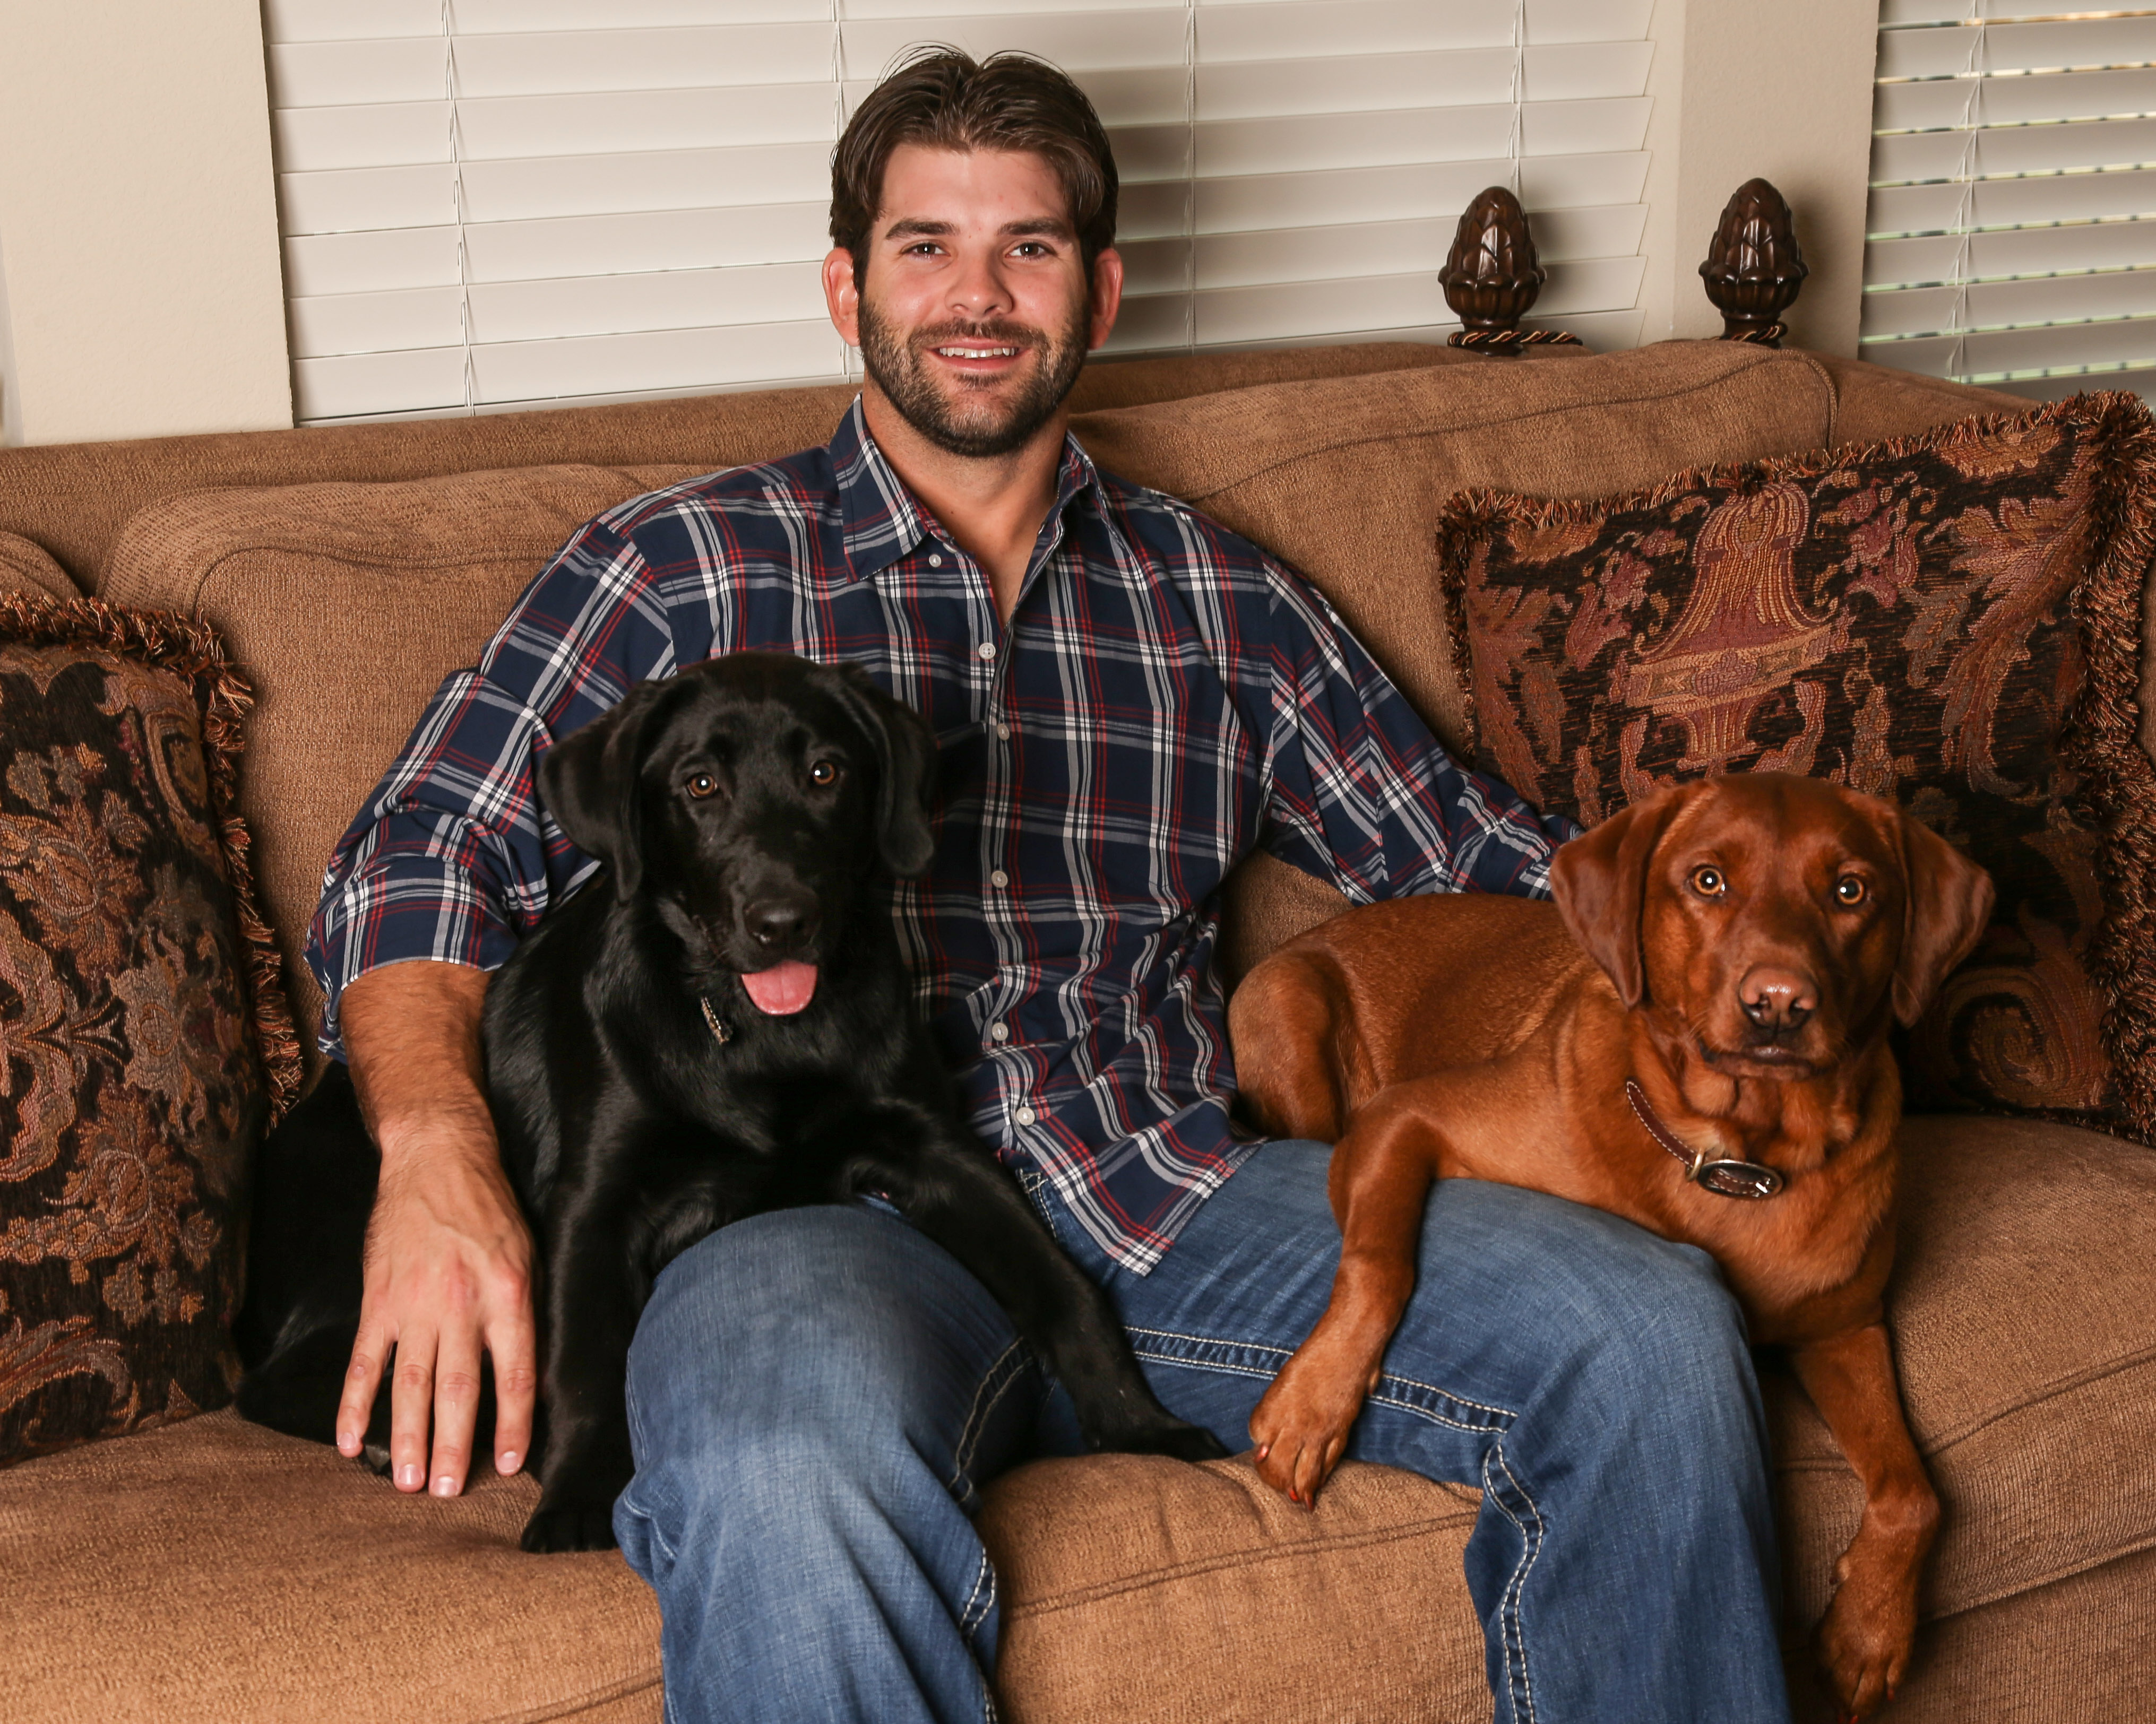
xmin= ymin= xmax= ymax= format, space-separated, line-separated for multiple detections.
xmin=1816 ymin=1570 xmax=1917 ymax=1719
xmin=1247 ymin=1349 xmax=1370 ymax=1506
xmin=520 ymin=1502 xmax=619 ymax=1554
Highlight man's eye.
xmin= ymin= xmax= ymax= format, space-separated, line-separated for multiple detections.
xmin=1834 ymin=876 xmax=1868 ymax=906
xmin=809 ymin=760 xmax=840 ymax=788
xmin=685 ymin=773 xmax=718 ymax=800
xmin=1690 ymin=866 xmax=1726 ymax=897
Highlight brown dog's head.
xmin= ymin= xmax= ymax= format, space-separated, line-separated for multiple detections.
xmin=1549 ymin=774 xmax=1994 ymax=1079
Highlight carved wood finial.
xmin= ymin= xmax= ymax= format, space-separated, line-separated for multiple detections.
xmin=1699 ymin=178 xmax=1808 ymax=346
xmin=1441 ymin=186 xmax=1583 ymax=356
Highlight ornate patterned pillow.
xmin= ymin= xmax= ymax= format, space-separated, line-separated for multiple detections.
xmin=1436 ymin=393 xmax=2156 ymax=1142
xmin=0 ymin=593 xmax=298 ymax=1468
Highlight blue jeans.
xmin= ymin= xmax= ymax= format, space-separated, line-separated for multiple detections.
xmin=613 ymin=1142 xmax=1790 ymax=1724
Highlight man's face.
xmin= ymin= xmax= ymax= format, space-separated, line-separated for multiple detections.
xmin=823 ymin=145 xmax=1122 ymax=458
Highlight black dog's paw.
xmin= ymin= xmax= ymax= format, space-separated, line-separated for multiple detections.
xmin=358 ymin=1441 xmax=393 ymax=1478
xmin=1103 ymin=1417 xmax=1232 ymax=1464
xmin=520 ymin=1501 xmax=619 ymax=1554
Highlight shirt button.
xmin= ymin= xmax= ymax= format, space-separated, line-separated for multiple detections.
xmin=978 ymin=642 xmax=996 ymax=662
xmin=990 ymin=1022 xmax=1010 ymax=1043
xmin=989 ymin=869 xmax=1010 ymax=888
xmin=995 ymin=722 xmax=1011 ymax=741
xmin=928 ymin=553 xmax=943 ymax=568
xmin=1015 ymin=1106 xmax=1037 ymax=1127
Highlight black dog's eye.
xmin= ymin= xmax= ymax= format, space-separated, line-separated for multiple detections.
xmin=685 ymin=772 xmax=719 ymax=800
xmin=1690 ymin=866 xmax=1726 ymax=898
xmin=808 ymin=760 xmax=840 ymax=787
xmin=1834 ymin=875 xmax=1868 ymax=906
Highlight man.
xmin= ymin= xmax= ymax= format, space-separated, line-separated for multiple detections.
xmin=308 ymin=49 xmax=1789 ymax=1724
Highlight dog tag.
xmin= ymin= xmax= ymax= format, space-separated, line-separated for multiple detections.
xmin=1694 ymin=1159 xmax=1786 ymax=1201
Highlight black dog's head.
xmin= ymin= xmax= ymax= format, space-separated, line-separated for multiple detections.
xmin=538 ymin=653 xmax=936 ymax=1008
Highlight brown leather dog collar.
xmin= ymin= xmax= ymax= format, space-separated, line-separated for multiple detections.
xmin=1624 ymin=1080 xmax=1787 ymax=1201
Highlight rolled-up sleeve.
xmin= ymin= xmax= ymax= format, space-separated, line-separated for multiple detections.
xmin=305 ymin=515 xmax=680 ymax=1058
xmin=1256 ymin=564 xmax=1579 ymax=903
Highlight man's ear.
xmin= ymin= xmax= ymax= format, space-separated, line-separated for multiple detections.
xmin=1087 ymin=246 xmax=1125 ymax=352
xmin=820 ymin=663 xmax=938 ymax=878
xmin=1549 ymin=784 xmax=1688 ymax=1009
xmin=1892 ymin=814 xmax=1995 ymax=1026
xmin=537 ymin=678 xmax=678 ymax=903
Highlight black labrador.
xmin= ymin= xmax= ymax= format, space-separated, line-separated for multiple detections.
xmin=236 ymin=652 xmax=1226 ymax=1552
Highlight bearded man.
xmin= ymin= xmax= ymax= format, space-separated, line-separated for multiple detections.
xmin=307 ymin=48 xmax=1790 ymax=1724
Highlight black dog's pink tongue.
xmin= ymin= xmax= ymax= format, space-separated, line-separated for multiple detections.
xmin=741 ymin=960 xmax=817 ymax=1015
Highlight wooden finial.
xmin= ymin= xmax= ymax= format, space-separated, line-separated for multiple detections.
xmin=1441 ymin=187 xmax=1582 ymax=356
xmin=1699 ymin=178 xmax=1808 ymax=346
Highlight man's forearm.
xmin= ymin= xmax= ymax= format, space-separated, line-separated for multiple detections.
xmin=339 ymin=959 xmax=496 ymax=1166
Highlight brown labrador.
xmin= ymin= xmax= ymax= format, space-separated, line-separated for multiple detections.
xmin=1229 ymin=772 xmax=1993 ymax=1720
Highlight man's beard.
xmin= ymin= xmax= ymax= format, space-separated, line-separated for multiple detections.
xmin=857 ymin=294 xmax=1089 ymax=458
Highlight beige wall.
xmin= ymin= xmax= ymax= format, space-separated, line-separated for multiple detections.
xmin=0 ymin=0 xmax=291 ymax=447
xmin=1638 ymin=0 xmax=1882 ymax=357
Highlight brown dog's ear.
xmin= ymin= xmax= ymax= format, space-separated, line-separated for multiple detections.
xmin=538 ymin=677 xmax=682 ymax=902
xmin=1549 ymin=785 xmax=1688 ymax=1009
xmin=819 ymin=663 xmax=939 ymax=878
xmin=1891 ymin=815 xmax=1995 ymax=1026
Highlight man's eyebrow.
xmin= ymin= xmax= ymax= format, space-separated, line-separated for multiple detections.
xmin=883 ymin=218 xmax=955 ymax=240
xmin=879 ymin=217 xmax=1076 ymax=241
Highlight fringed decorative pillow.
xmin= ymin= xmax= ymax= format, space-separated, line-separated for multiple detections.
xmin=0 ymin=593 xmax=298 ymax=1467
xmin=1436 ymin=393 xmax=2156 ymax=1142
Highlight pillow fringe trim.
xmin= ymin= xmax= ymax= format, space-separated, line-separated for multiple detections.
xmin=1434 ymin=389 xmax=2156 ymax=1146
xmin=0 ymin=591 xmax=304 ymax=1124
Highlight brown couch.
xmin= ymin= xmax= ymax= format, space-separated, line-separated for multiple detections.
xmin=2 ymin=340 xmax=2150 ymax=1724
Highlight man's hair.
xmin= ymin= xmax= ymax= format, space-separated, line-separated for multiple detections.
xmin=831 ymin=48 xmax=1119 ymax=283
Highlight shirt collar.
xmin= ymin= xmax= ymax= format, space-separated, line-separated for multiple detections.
xmin=830 ymin=393 xmax=1103 ymax=586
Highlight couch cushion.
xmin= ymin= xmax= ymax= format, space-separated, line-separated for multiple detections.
xmin=0 ymin=594 xmax=300 ymax=1468
xmin=0 ymin=1408 xmax=660 ymax=1724
xmin=1773 ymin=1114 xmax=2156 ymax=1629
xmin=101 ymin=463 xmax=705 ymax=1055
xmin=0 ymin=343 xmax=1470 ymax=595
xmin=0 ymin=532 xmax=80 ymax=601
xmin=979 ymin=1113 xmax=2156 ymax=1721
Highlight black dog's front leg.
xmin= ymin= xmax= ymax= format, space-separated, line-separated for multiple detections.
xmin=523 ymin=1179 xmax=646 ymax=1553
xmin=851 ymin=1118 xmax=1228 ymax=1463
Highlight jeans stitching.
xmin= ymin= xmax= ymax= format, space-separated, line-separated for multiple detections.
xmin=1126 ymin=1324 xmax=1519 ymax=1433
xmin=959 ymin=1547 xmax=997 ymax=1638
xmin=1483 ymin=1443 xmax=1545 ymax=1724
xmin=948 ymin=1340 xmax=1029 ymax=1503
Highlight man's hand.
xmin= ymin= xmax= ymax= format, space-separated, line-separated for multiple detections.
xmin=337 ymin=961 xmax=538 ymax=1498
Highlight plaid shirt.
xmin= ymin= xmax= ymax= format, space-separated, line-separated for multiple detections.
xmin=307 ymin=398 xmax=1572 ymax=1273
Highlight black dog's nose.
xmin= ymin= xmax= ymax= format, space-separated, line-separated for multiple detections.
xmin=745 ymin=895 xmax=816 ymax=951
xmin=1738 ymin=966 xmax=1816 ymax=1033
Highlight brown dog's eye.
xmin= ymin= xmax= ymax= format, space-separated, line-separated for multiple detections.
xmin=1834 ymin=876 xmax=1868 ymax=906
xmin=685 ymin=773 xmax=718 ymax=800
xmin=1690 ymin=866 xmax=1726 ymax=898
xmin=809 ymin=760 xmax=840 ymax=787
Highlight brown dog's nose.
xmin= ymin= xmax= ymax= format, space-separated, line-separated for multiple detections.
xmin=1738 ymin=966 xmax=1816 ymax=1034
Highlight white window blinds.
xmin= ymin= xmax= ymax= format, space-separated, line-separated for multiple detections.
xmin=268 ymin=0 xmax=1657 ymax=425
xmin=1861 ymin=3 xmax=2156 ymax=402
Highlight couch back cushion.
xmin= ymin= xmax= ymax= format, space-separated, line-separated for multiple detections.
xmin=102 ymin=464 xmax=702 ymax=1054
xmin=102 ymin=344 xmax=1839 ymax=1049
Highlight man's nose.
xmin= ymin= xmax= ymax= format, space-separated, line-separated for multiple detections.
xmin=1738 ymin=966 xmax=1817 ymax=1033
xmin=947 ymin=249 xmax=1012 ymax=319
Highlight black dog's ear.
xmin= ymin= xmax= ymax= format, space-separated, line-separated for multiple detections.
xmin=820 ymin=663 xmax=939 ymax=878
xmin=538 ymin=678 xmax=680 ymax=902
xmin=1549 ymin=782 xmax=1689 ymax=1009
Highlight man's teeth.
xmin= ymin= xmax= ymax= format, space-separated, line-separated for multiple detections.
xmin=938 ymin=346 xmax=1019 ymax=358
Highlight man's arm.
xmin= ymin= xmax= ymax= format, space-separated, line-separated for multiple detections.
xmin=306 ymin=506 xmax=688 ymax=1497
xmin=1253 ymin=561 xmax=1579 ymax=902
xmin=335 ymin=960 xmax=537 ymax=1500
